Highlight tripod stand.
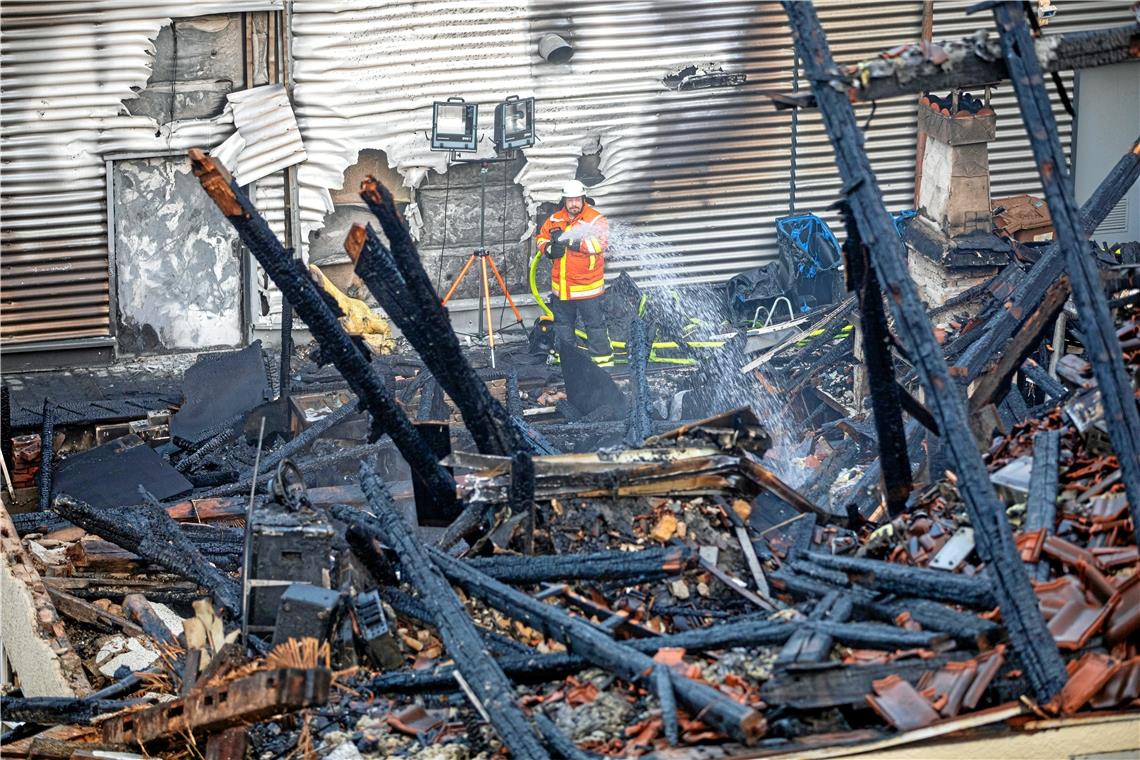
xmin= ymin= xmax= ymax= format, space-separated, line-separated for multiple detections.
xmin=439 ymin=159 xmax=524 ymax=368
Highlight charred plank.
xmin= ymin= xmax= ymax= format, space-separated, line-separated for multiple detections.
xmin=329 ymin=467 xmax=549 ymax=758
xmin=52 ymin=493 xmax=240 ymax=617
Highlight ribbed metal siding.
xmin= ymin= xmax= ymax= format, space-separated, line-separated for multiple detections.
xmin=0 ymin=3 xmax=277 ymax=348
xmin=801 ymin=1 xmax=1136 ymax=235
xmin=2 ymin=1 xmax=1132 ymax=348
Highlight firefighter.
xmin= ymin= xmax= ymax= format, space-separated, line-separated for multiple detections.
xmin=535 ymin=179 xmax=614 ymax=366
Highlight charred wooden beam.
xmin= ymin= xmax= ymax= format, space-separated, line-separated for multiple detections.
xmin=840 ymin=201 xmax=911 ymax=516
xmin=101 ymin=668 xmax=329 ymax=747
xmin=769 ymin=566 xmax=1000 ymax=647
xmin=187 ymin=150 xmax=455 ymax=510
xmin=123 ymin=593 xmax=178 ymax=646
xmin=783 ymin=0 xmax=1067 ymax=702
xmin=1023 ymin=428 xmax=1061 ymax=582
xmin=37 ymin=399 xmax=55 ymax=511
xmin=512 ymin=451 xmax=537 ymax=554
xmin=2 ymin=697 xmax=142 ymax=725
xmin=763 ymin=655 xmax=961 ymax=710
xmin=1020 ymin=357 xmax=1068 ymax=399
xmin=427 ymin=546 xmax=768 ymax=745
xmin=776 ymin=23 xmax=1139 ymax=106
xmin=350 ymin=181 xmax=528 ymax=457
xmin=460 ymin=547 xmax=694 ymax=587
xmin=625 ymin=318 xmax=653 ymax=446
xmin=46 ymin=586 xmax=146 ymax=638
xmin=329 ymin=467 xmax=549 ymax=758
xmin=801 ymin=552 xmax=995 ymax=608
xmin=52 ymin=494 xmax=240 ymax=617
xmin=969 ymin=277 xmax=1070 ymax=413
xmin=993 ymin=1 xmax=1140 ymax=552
xmin=366 ymin=612 xmax=942 ymax=695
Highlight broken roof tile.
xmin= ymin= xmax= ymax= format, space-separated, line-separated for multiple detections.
xmin=865 ymin=675 xmax=942 ymax=731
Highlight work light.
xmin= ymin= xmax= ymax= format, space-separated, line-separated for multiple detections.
xmin=494 ymin=96 xmax=535 ymax=151
xmin=431 ymin=97 xmax=478 ymax=152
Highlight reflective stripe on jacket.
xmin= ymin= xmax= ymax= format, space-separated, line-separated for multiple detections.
xmin=536 ymin=204 xmax=608 ymax=301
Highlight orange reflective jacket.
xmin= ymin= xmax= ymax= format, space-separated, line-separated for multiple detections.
xmin=536 ymin=205 xmax=608 ymax=300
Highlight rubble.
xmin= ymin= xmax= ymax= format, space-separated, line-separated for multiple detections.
xmin=2 ymin=5 xmax=1140 ymax=759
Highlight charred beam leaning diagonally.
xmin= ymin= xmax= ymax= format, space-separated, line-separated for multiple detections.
xmin=52 ymin=494 xmax=241 ymax=617
xmin=351 ymin=178 xmax=527 ymax=456
xmin=187 ymin=150 xmax=455 ymax=508
xmin=840 ymin=201 xmax=912 ymax=516
xmin=991 ymin=1 xmax=1140 ymax=550
xmin=426 ymin=546 xmax=769 ymax=745
xmin=330 ymin=465 xmax=550 ymax=758
xmin=782 ymin=0 xmax=1068 ymax=702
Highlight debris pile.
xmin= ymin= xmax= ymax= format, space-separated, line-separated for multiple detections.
xmin=2 ymin=4 xmax=1139 ymax=758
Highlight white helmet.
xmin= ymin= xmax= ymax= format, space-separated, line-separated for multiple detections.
xmin=560 ymin=179 xmax=586 ymax=199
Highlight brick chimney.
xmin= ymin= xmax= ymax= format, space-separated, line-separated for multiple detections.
xmin=917 ymin=97 xmax=997 ymax=236
xmin=903 ymin=93 xmax=1010 ymax=307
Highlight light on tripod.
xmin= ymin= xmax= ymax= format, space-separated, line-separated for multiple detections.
xmin=494 ymin=95 xmax=535 ymax=152
xmin=431 ymin=97 xmax=478 ymax=152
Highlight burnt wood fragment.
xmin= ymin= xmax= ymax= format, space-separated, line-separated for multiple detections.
xmin=775 ymin=590 xmax=852 ymax=669
xmin=101 ymin=667 xmax=330 ymax=748
xmin=1 ymin=697 xmax=143 ymax=726
xmin=187 ymin=150 xmax=455 ymax=510
xmin=1023 ymin=428 xmax=1061 ymax=582
xmin=969 ymin=277 xmax=1070 ymax=414
xmin=174 ymin=413 xmax=244 ymax=473
xmin=52 ymin=494 xmax=240 ymax=617
xmin=37 ymin=399 xmax=55 ymax=511
xmin=763 ymin=656 xmax=960 ymax=710
xmin=783 ymin=0 xmax=1067 ymax=701
xmin=330 ymin=467 xmax=549 ymax=758
xmin=770 ymin=566 xmax=1000 ymax=648
xmin=993 ymin=2 xmax=1140 ymax=552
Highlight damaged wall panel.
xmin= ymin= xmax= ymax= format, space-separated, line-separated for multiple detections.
xmin=0 ymin=2 xmax=278 ymax=351
xmin=111 ymin=156 xmax=243 ymax=352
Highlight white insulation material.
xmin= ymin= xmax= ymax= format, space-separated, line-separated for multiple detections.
xmin=1 ymin=0 xmax=1134 ymax=346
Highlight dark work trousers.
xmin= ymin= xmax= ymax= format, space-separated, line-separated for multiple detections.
xmin=550 ymin=294 xmax=612 ymax=361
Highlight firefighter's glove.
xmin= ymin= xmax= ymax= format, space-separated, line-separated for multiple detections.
xmin=548 ymin=229 xmax=567 ymax=259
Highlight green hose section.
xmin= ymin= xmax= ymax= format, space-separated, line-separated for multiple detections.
xmin=529 ymin=250 xmax=554 ymax=320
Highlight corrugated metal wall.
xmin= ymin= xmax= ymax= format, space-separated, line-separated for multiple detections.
xmin=2 ymin=1 xmax=1133 ymax=350
xmin=0 ymin=2 xmax=278 ymax=348
xmin=251 ymin=0 xmax=1140 ymax=299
